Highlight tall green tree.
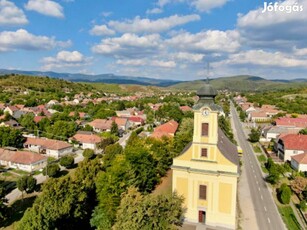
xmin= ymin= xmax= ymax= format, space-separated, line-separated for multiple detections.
xmin=0 ymin=127 xmax=25 ymax=148
xmin=0 ymin=183 xmax=7 ymax=221
xmin=113 ymin=187 xmax=184 ymax=230
xmin=110 ymin=121 xmax=119 ymax=136
xmin=248 ymin=127 xmax=261 ymax=143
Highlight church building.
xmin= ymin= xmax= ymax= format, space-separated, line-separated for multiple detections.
xmin=172 ymin=82 xmax=239 ymax=229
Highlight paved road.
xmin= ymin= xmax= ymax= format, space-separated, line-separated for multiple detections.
xmin=118 ymin=132 xmax=131 ymax=148
xmin=230 ymin=102 xmax=286 ymax=230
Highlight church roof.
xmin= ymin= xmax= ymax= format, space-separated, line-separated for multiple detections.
xmin=196 ymin=83 xmax=218 ymax=97
xmin=217 ymin=128 xmax=239 ymax=166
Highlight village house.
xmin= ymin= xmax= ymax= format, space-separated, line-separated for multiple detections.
xmin=0 ymin=148 xmax=47 ymax=172
xmin=69 ymin=112 xmax=88 ymax=119
xmin=291 ymin=153 xmax=307 ymax=172
xmin=275 ymin=117 xmax=307 ymax=128
xmin=89 ymin=119 xmax=113 ymax=132
xmin=24 ymin=137 xmax=73 ymax=159
xmin=0 ymin=119 xmax=22 ymax=130
xmin=70 ymin=132 xmax=102 ymax=150
xmin=112 ymin=117 xmax=131 ymax=131
xmin=262 ymin=126 xmax=301 ymax=141
xmin=4 ymin=105 xmax=19 ymax=116
xmin=180 ymin=105 xmax=192 ymax=112
xmin=151 ymin=120 xmax=179 ymax=138
xmin=128 ymin=116 xmax=145 ymax=127
xmin=276 ymin=134 xmax=307 ymax=162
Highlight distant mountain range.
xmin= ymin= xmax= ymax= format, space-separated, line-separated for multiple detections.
xmin=0 ymin=69 xmax=306 ymax=91
xmin=170 ymin=75 xmax=307 ymax=91
xmin=0 ymin=69 xmax=181 ymax=87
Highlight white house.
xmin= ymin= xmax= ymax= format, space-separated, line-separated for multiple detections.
xmin=277 ymin=134 xmax=307 ymax=162
xmin=24 ymin=137 xmax=73 ymax=159
xmin=0 ymin=148 xmax=47 ymax=172
xmin=291 ymin=153 xmax=307 ymax=172
xmin=70 ymin=133 xmax=102 ymax=151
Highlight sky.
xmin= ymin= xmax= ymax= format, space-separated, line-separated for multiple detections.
xmin=0 ymin=0 xmax=307 ymax=81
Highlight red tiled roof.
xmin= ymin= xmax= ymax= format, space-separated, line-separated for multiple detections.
xmin=291 ymin=153 xmax=307 ymax=164
xmin=0 ymin=148 xmax=47 ymax=165
xmin=152 ymin=120 xmax=178 ymax=138
xmin=71 ymin=133 xmax=102 ymax=144
xmin=89 ymin=119 xmax=113 ymax=130
xmin=33 ymin=116 xmax=46 ymax=123
xmin=111 ymin=117 xmax=128 ymax=126
xmin=128 ymin=116 xmax=144 ymax=123
xmin=276 ymin=117 xmax=307 ymax=128
xmin=281 ymin=134 xmax=307 ymax=151
xmin=24 ymin=137 xmax=72 ymax=150
xmin=69 ymin=112 xmax=86 ymax=118
xmin=6 ymin=106 xmax=19 ymax=112
xmin=180 ymin=106 xmax=192 ymax=112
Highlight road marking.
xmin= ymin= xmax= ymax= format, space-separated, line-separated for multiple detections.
xmin=267 ymin=218 xmax=271 ymax=224
xmin=253 ymin=170 xmax=255 ymax=173
xmin=264 ymin=206 xmax=267 ymax=212
xmin=256 ymin=181 xmax=258 ymax=184
xmin=258 ymin=187 xmax=260 ymax=191
xmin=254 ymin=175 xmax=256 ymax=178
xmin=261 ymin=195 xmax=263 ymax=200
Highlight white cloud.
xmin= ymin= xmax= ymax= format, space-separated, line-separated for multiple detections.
xmin=0 ymin=0 xmax=28 ymax=26
xmin=225 ymin=50 xmax=307 ymax=68
xmin=90 ymin=25 xmax=115 ymax=36
xmin=294 ymin=47 xmax=307 ymax=56
xmin=92 ymin=33 xmax=162 ymax=58
xmin=25 ymin=0 xmax=64 ymax=18
xmin=42 ymin=50 xmax=91 ymax=70
xmin=117 ymin=58 xmax=176 ymax=68
xmin=191 ymin=0 xmax=228 ymax=12
xmin=146 ymin=7 xmax=163 ymax=14
xmin=237 ymin=0 xmax=307 ymax=49
xmin=108 ymin=14 xmax=200 ymax=33
xmin=156 ymin=0 xmax=228 ymax=12
xmin=167 ymin=30 xmax=240 ymax=53
xmin=171 ymin=52 xmax=204 ymax=62
xmin=0 ymin=29 xmax=71 ymax=52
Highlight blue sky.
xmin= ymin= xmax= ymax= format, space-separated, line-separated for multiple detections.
xmin=0 ymin=0 xmax=307 ymax=80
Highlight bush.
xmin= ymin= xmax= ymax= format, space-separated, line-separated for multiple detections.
xmin=60 ymin=155 xmax=74 ymax=168
xmin=43 ymin=163 xmax=60 ymax=177
xmin=278 ymin=183 xmax=291 ymax=204
xmin=83 ymin=149 xmax=95 ymax=159
xmin=299 ymin=200 xmax=307 ymax=211
xmin=248 ymin=127 xmax=261 ymax=143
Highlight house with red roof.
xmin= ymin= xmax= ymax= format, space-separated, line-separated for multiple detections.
xmin=275 ymin=117 xmax=307 ymax=128
xmin=33 ymin=116 xmax=46 ymax=123
xmin=180 ymin=106 xmax=192 ymax=112
xmin=276 ymin=134 xmax=307 ymax=162
xmin=0 ymin=148 xmax=47 ymax=172
xmin=291 ymin=153 xmax=307 ymax=172
xmin=69 ymin=111 xmax=87 ymax=119
xmin=4 ymin=105 xmax=19 ymax=116
xmin=24 ymin=137 xmax=73 ymax=159
xmin=151 ymin=120 xmax=179 ymax=139
xmin=89 ymin=119 xmax=113 ymax=132
xmin=111 ymin=117 xmax=131 ymax=131
xmin=70 ymin=132 xmax=102 ymax=150
xmin=128 ymin=116 xmax=145 ymax=127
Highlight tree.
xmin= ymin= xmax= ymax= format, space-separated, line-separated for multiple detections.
xmin=83 ymin=148 xmax=95 ymax=159
xmin=278 ymin=183 xmax=291 ymax=204
xmin=173 ymin=118 xmax=194 ymax=154
xmin=17 ymin=176 xmax=37 ymax=197
xmin=46 ymin=121 xmax=77 ymax=140
xmin=290 ymin=176 xmax=307 ymax=197
xmin=113 ymin=187 xmax=184 ymax=230
xmin=110 ymin=121 xmax=119 ymax=136
xmin=97 ymin=137 xmax=115 ymax=151
xmin=248 ymin=127 xmax=261 ymax=143
xmin=19 ymin=113 xmax=36 ymax=131
xmin=43 ymin=163 xmax=60 ymax=177
xmin=0 ymin=127 xmax=25 ymax=148
xmin=60 ymin=155 xmax=74 ymax=169
xmin=299 ymin=128 xmax=307 ymax=135
xmin=299 ymin=200 xmax=307 ymax=211
xmin=102 ymin=143 xmax=123 ymax=169
xmin=239 ymin=110 xmax=247 ymax=122
xmin=0 ymin=183 xmax=7 ymax=221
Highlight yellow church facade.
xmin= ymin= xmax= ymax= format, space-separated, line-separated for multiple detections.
xmin=172 ymin=84 xmax=239 ymax=229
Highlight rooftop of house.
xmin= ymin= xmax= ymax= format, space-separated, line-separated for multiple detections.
xmin=71 ymin=133 xmax=102 ymax=144
xmin=24 ymin=137 xmax=72 ymax=150
xmin=153 ymin=120 xmax=179 ymax=137
xmin=0 ymin=148 xmax=47 ymax=165
xmin=276 ymin=117 xmax=307 ymax=128
xmin=280 ymin=134 xmax=307 ymax=150
xmin=89 ymin=119 xmax=113 ymax=130
xmin=180 ymin=105 xmax=192 ymax=112
xmin=291 ymin=153 xmax=307 ymax=164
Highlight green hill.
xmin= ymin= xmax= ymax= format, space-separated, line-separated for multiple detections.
xmin=169 ymin=75 xmax=307 ymax=92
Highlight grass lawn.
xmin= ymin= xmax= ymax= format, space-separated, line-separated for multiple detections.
xmin=257 ymin=154 xmax=266 ymax=163
xmin=278 ymin=205 xmax=301 ymax=230
xmin=261 ymin=166 xmax=269 ymax=174
xmin=153 ymin=170 xmax=172 ymax=195
xmin=252 ymin=144 xmax=262 ymax=153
